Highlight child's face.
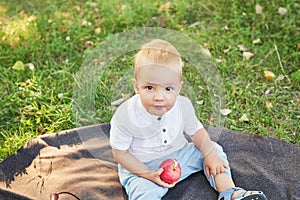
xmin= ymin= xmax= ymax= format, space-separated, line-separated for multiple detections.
xmin=134 ymin=62 xmax=182 ymax=116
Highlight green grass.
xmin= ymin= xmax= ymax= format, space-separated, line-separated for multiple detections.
xmin=0 ymin=0 xmax=299 ymax=161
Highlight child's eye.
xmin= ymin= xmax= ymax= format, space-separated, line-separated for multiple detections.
xmin=145 ymin=86 xmax=154 ymax=90
xmin=165 ymin=87 xmax=173 ymax=92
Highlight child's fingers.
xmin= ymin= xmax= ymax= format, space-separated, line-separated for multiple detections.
xmin=216 ymin=166 xmax=222 ymax=174
xmin=224 ymin=162 xmax=230 ymax=169
xmin=205 ymin=166 xmax=211 ymax=178
xmin=211 ymin=170 xmax=216 ymax=176
xmin=220 ymin=164 xmax=225 ymax=173
xmin=157 ymin=168 xmax=164 ymax=175
xmin=159 ymin=179 xmax=177 ymax=188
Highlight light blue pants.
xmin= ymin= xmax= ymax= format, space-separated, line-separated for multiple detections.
xmin=118 ymin=142 xmax=231 ymax=200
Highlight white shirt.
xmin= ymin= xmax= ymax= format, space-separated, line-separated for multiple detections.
xmin=110 ymin=94 xmax=203 ymax=162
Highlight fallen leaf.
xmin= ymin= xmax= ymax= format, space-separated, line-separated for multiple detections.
xmin=85 ymin=41 xmax=94 ymax=47
xmin=27 ymin=63 xmax=35 ymax=70
xmin=243 ymin=52 xmax=254 ymax=60
xmin=25 ymin=105 xmax=34 ymax=112
xmin=220 ymin=109 xmax=232 ymax=116
xmin=207 ymin=117 xmax=214 ymax=124
xmin=81 ymin=19 xmax=92 ymax=26
xmin=12 ymin=60 xmax=25 ymax=71
xmin=265 ymin=101 xmax=273 ymax=108
xmin=252 ymin=38 xmax=262 ymax=44
xmin=25 ymin=79 xmax=31 ymax=86
xmin=58 ymin=93 xmax=64 ymax=99
xmin=197 ymin=85 xmax=205 ymax=90
xmin=215 ymin=58 xmax=222 ymax=63
xmin=27 ymin=15 xmax=37 ymax=22
xmin=188 ymin=21 xmax=201 ymax=28
xmin=255 ymin=4 xmax=263 ymax=14
xmin=59 ymin=26 xmax=68 ymax=33
xmin=201 ymin=48 xmax=212 ymax=58
xmin=239 ymin=114 xmax=249 ymax=122
xmin=93 ymin=59 xmax=100 ymax=64
xmin=223 ymin=48 xmax=230 ymax=54
xmin=82 ymin=19 xmax=87 ymax=26
xmin=275 ymin=74 xmax=285 ymax=82
xmin=19 ymin=87 xmax=25 ymax=91
xmin=196 ymin=100 xmax=204 ymax=105
xmin=95 ymin=27 xmax=101 ymax=35
xmin=264 ymin=70 xmax=275 ymax=80
xmin=224 ymin=25 xmax=229 ymax=30
xmin=237 ymin=44 xmax=247 ymax=51
xmin=38 ymin=126 xmax=46 ymax=134
xmin=264 ymin=89 xmax=271 ymax=95
xmin=111 ymin=98 xmax=125 ymax=106
xmin=158 ymin=16 xmax=165 ymax=27
xmin=158 ymin=1 xmax=172 ymax=12
xmin=90 ymin=2 xmax=97 ymax=7
xmin=278 ymin=7 xmax=288 ymax=15
xmin=19 ymin=10 xmax=25 ymax=17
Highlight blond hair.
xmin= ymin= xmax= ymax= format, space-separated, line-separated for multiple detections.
xmin=134 ymin=39 xmax=183 ymax=78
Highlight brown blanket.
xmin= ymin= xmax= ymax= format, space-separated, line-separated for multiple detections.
xmin=0 ymin=123 xmax=299 ymax=200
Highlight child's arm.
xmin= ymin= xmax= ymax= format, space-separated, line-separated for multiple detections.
xmin=192 ymin=128 xmax=229 ymax=178
xmin=112 ymin=148 xmax=176 ymax=188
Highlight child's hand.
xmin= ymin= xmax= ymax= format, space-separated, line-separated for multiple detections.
xmin=156 ymin=168 xmax=177 ymax=188
xmin=140 ymin=168 xmax=177 ymax=188
xmin=204 ymin=150 xmax=229 ymax=178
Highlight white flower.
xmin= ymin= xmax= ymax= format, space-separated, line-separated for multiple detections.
xmin=66 ymin=36 xmax=71 ymax=41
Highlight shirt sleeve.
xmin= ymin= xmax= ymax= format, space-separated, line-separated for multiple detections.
xmin=181 ymin=96 xmax=203 ymax=136
xmin=109 ymin=116 xmax=133 ymax=150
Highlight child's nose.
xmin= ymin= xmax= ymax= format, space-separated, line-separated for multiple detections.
xmin=154 ymin=90 xmax=164 ymax=100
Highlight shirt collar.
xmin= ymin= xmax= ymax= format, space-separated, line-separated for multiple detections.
xmin=135 ymin=94 xmax=178 ymax=123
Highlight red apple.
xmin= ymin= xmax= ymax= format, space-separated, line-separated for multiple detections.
xmin=159 ymin=159 xmax=182 ymax=184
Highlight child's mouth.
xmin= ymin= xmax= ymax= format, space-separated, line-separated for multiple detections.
xmin=153 ymin=105 xmax=165 ymax=109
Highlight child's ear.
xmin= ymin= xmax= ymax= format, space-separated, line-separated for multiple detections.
xmin=133 ymin=79 xmax=139 ymax=94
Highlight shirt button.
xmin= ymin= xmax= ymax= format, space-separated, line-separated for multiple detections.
xmin=157 ymin=117 xmax=161 ymax=120
xmin=162 ymin=128 xmax=166 ymax=132
xmin=164 ymin=140 xmax=167 ymax=144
